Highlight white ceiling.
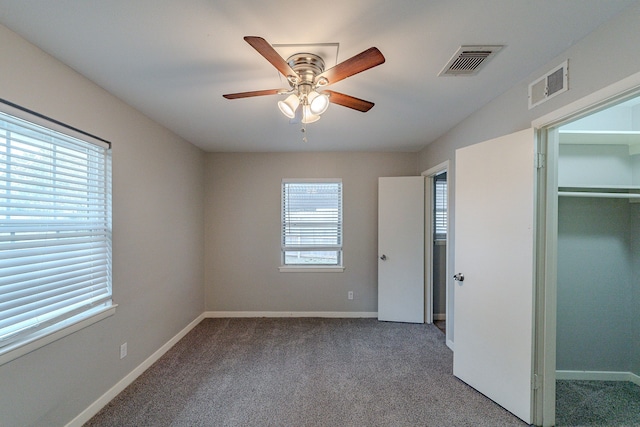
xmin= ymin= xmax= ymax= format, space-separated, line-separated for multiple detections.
xmin=0 ymin=0 xmax=636 ymax=152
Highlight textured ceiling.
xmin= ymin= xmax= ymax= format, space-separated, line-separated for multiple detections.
xmin=0 ymin=0 xmax=636 ymax=152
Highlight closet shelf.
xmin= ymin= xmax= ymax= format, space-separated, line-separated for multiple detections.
xmin=559 ymin=130 xmax=640 ymax=155
xmin=559 ymin=185 xmax=640 ymax=199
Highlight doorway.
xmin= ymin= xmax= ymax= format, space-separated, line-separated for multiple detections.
xmin=432 ymin=172 xmax=447 ymax=333
xmin=553 ymin=95 xmax=640 ymax=426
xmin=422 ymin=162 xmax=451 ymax=347
xmin=535 ymin=73 xmax=640 ymax=426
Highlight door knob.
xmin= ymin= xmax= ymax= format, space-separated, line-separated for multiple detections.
xmin=453 ymin=273 xmax=464 ymax=282
xmin=380 ymin=254 xmax=387 ymax=261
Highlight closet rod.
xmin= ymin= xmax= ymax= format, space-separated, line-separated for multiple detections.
xmin=558 ymin=191 xmax=640 ymax=199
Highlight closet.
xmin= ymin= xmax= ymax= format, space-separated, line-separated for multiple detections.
xmin=555 ymin=97 xmax=640 ymax=424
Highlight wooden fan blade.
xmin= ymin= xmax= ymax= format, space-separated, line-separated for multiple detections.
xmin=316 ymin=47 xmax=385 ymax=86
xmin=223 ymin=89 xmax=287 ymax=99
xmin=244 ymin=36 xmax=297 ymax=78
xmin=325 ymin=90 xmax=375 ymax=112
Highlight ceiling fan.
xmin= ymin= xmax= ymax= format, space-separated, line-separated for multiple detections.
xmin=223 ymin=36 xmax=385 ymax=124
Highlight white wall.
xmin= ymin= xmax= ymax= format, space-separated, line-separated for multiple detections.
xmin=416 ymin=3 xmax=640 ymax=345
xmin=204 ymin=152 xmax=416 ymax=313
xmin=0 ymin=24 xmax=205 ymax=426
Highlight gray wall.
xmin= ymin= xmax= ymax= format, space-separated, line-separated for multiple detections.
xmin=416 ymin=3 xmax=640 ymax=344
xmin=633 ymin=205 xmax=640 ymax=376
xmin=204 ymin=152 xmax=416 ymax=313
xmin=433 ymin=243 xmax=447 ymax=316
xmin=556 ymin=197 xmax=635 ymax=371
xmin=0 ymin=24 xmax=205 ymax=426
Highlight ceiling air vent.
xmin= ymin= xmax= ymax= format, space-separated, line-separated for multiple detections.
xmin=438 ymin=45 xmax=503 ymax=76
xmin=529 ymin=60 xmax=569 ymax=109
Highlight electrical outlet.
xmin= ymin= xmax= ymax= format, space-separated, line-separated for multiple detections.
xmin=120 ymin=342 xmax=127 ymax=359
xmin=348 ymin=291 xmax=354 ymax=300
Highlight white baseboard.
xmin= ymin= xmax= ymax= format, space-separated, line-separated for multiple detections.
xmin=66 ymin=313 xmax=206 ymax=427
xmin=205 ymin=311 xmax=378 ymax=318
xmin=556 ymin=370 xmax=640 ymax=386
xmin=433 ymin=313 xmax=446 ymax=321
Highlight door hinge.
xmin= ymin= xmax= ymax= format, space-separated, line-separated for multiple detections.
xmin=533 ymin=373 xmax=541 ymax=390
xmin=535 ymin=153 xmax=545 ymax=169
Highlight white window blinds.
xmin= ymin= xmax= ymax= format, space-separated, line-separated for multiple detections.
xmin=282 ymin=180 xmax=342 ymax=266
xmin=434 ymin=172 xmax=447 ymax=240
xmin=0 ymin=110 xmax=112 ymax=350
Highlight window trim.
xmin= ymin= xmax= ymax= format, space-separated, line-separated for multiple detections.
xmin=0 ymin=304 xmax=116 ymax=366
xmin=280 ymin=178 xmax=344 ymax=272
xmin=0 ymin=99 xmax=114 ymax=365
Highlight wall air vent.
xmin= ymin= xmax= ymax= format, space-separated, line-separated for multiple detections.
xmin=438 ymin=45 xmax=504 ymax=76
xmin=528 ymin=60 xmax=569 ymax=109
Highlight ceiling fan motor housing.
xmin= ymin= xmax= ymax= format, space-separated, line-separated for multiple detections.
xmin=286 ymin=53 xmax=325 ymax=87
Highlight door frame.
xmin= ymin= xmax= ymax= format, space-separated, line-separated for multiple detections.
xmin=532 ymin=70 xmax=640 ymax=427
xmin=422 ymin=161 xmax=451 ymax=348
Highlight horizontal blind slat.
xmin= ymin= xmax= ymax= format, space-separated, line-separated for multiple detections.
xmin=0 ymin=155 xmax=105 ymax=181
xmin=0 ymin=264 xmax=107 ymax=294
xmin=0 ymin=149 xmax=105 ymax=178
xmin=0 ymin=267 xmax=107 ymax=300
xmin=0 ymin=245 xmax=107 ymax=268
xmin=0 ymin=234 xmax=106 ymax=252
xmin=0 ymin=184 xmax=106 ymax=202
xmin=0 ymin=193 xmax=106 ymax=210
xmin=1 ymin=221 xmax=107 ymax=229
xmin=0 ymin=275 xmax=108 ymax=315
xmin=1 ymin=129 xmax=105 ymax=163
xmin=0 ymin=164 xmax=106 ymax=189
xmin=0 ymin=175 xmax=107 ymax=196
xmin=0 ymin=231 xmax=107 ymax=244
xmin=0 ymin=253 xmax=108 ymax=284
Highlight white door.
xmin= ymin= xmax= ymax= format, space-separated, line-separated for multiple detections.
xmin=453 ymin=128 xmax=535 ymax=423
xmin=378 ymin=176 xmax=424 ymax=323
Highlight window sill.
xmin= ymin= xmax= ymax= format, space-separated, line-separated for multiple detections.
xmin=279 ymin=266 xmax=345 ymax=273
xmin=0 ymin=304 xmax=117 ymax=367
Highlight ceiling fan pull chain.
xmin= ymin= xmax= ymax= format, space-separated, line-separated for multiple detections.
xmin=301 ymin=123 xmax=308 ymax=143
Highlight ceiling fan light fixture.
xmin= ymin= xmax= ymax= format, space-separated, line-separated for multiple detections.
xmin=278 ymin=94 xmax=300 ymax=118
xmin=301 ymin=105 xmax=321 ymax=123
xmin=308 ymin=91 xmax=330 ymax=115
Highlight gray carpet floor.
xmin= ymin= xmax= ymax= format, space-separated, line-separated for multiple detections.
xmin=556 ymin=380 xmax=640 ymax=426
xmin=86 ymin=318 xmax=527 ymax=427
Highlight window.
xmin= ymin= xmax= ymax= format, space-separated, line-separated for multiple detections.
xmin=0 ymin=106 xmax=112 ymax=361
xmin=434 ymin=172 xmax=447 ymax=241
xmin=281 ymin=179 xmax=343 ymax=270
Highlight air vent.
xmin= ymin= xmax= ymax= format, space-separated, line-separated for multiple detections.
xmin=529 ymin=60 xmax=569 ymax=109
xmin=438 ymin=45 xmax=503 ymax=76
